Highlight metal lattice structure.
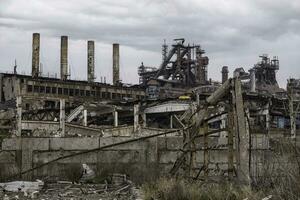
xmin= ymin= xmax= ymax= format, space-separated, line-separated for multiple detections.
xmin=138 ymin=38 xmax=209 ymax=88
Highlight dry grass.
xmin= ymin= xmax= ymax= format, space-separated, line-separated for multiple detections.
xmin=252 ymin=139 xmax=300 ymax=200
xmin=142 ymin=178 xmax=265 ymax=200
xmin=142 ymin=139 xmax=300 ymax=200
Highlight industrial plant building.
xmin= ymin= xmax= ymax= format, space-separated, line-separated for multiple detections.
xmin=0 ymin=33 xmax=299 ymax=186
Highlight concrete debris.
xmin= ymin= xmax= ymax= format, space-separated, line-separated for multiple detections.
xmin=30 ymin=191 xmax=39 ymax=199
xmin=261 ymin=195 xmax=273 ymax=200
xmin=111 ymin=173 xmax=127 ymax=185
xmin=0 ymin=175 xmax=142 ymax=200
xmin=0 ymin=180 xmax=44 ymax=193
xmin=80 ymin=163 xmax=96 ymax=182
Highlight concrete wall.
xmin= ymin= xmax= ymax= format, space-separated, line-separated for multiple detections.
xmin=0 ymin=134 xmax=230 ymax=181
xmin=0 ymin=132 xmax=298 ymax=181
xmin=2 ymin=76 xmax=21 ymax=101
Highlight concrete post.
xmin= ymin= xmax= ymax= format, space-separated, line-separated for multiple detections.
xmin=60 ymin=36 xmax=68 ymax=80
xmin=113 ymin=109 xmax=118 ymax=127
xmin=203 ymin=122 xmax=209 ymax=177
xmin=249 ymin=69 xmax=256 ymax=92
xmin=21 ymin=142 xmax=33 ymax=180
xmin=265 ymin=102 xmax=270 ymax=131
xmin=170 ymin=115 xmax=173 ymax=129
xmin=196 ymin=93 xmax=200 ymax=106
xmin=83 ymin=109 xmax=87 ymax=127
xmin=59 ymin=99 xmax=65 ymax=136
xmin=16 ymin=96 xmax=22 ymax=136
xmin=287 ymin=83 xmax=296 ymax=139
xmin=32 ymin=33 xmax=40 ymax=77
xmin=227 ymin=111 xmax=234 ymax=179
xmin=234 ymin=78 xmax=250 ymax=185
xmin=289 ymin=96 xmax=296 ymax=139
xmin=87 ymin=41 xmax=95 ymax=82
xmin=112 ymin=43 xmax=120 ymax=85
xmin=142 ymin=113 xmax=146 ymax=128
xmin=134 ymin=104 xmax=139 ymax=132
xmin=220 ymin=113 xmax=226 ymax=137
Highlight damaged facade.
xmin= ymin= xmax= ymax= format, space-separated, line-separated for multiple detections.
xmin=0 ymin=34 xmax=299 ymax=187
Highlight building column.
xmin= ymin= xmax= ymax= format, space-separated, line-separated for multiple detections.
xmin=113 ymin=108 xmax=118 ymax=127
xmin=170 ymin=115 xmax=173 ymax=129
xmin=196 ymin=93 xmax=200 ymax=106
xmin=16 ymin=96 xmax=22 ymax=137
xmin=289 ymin=98 xmax=296 ymax=139
xmin=220 ymin=114 xmax=226 ymax=137
xmin=142 ymin=113 xmax=147 ymax=128
xmin=83 ymin=109 xmax=87 ymax=127
xmin=60 ymin=99 xmax=65 ymax=136
xmin=265 ymin=102 xmax=270 ymax=131
xmin=134 ymin=104 xmax=140 ymax=132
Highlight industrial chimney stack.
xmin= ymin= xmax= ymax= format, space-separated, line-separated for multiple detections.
xmin=112 ymin=43 xmax=120 ymax=85
xmin=60 ymin=36 xmax=68 ymax=80
xmin=221 ymin=66 xmax=229 ymax=84
xmin=87 ymin=41 xmax=95 ymax=82
xmin=32 ymin=33 xmax=40 ymax=78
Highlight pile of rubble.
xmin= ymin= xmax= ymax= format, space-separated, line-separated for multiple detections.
xmin=0 ymin=174 xmax=144 ymax=200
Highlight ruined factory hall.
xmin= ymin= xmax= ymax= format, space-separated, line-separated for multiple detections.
xmin=0 ymin=32 xmax=299 ymax=199
xmin=0 ymin=4 xmax=300 ymax=197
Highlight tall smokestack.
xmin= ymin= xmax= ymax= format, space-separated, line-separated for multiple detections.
xmin=87 ymin=41 xmax=95 ymax=82
xmin=112 ymin=43 xmax=120 ymax=85
xmin=32 ymin=33 xmax=40 ymax=77
xmin=221 ymin=66 xmax=229 ymax=84
xmin=60 ymin=36 xmax=68 ymax=80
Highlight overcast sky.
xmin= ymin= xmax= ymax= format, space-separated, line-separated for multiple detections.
xmin=0 ymin=0 xmax=299 ymax=87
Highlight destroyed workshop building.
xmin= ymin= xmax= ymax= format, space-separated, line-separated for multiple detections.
xmin=0 ymin=33 xmax=299 ymax=185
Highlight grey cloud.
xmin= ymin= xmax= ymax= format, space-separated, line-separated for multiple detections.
xmin=0 ymin=0 xmax=299 ymax=86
